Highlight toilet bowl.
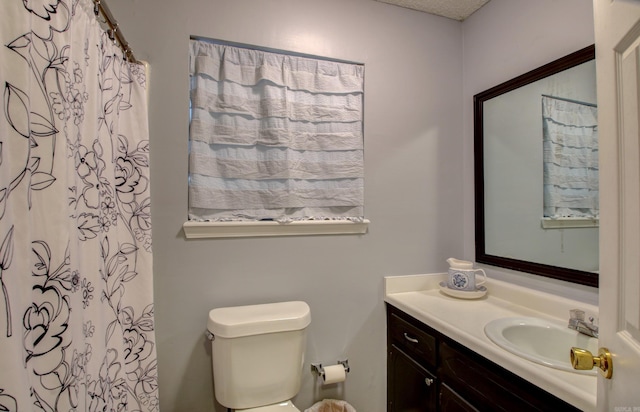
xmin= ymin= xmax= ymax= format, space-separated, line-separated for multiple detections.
xmin=207 ymin=301 xmax=311 ymax=412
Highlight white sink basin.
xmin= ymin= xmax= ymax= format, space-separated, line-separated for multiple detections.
xmin=484 ymin=317 xmax=598 ymax=374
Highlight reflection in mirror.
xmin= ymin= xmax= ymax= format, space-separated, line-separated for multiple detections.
xmin=474 ymin=45 xmax=598 ymax=287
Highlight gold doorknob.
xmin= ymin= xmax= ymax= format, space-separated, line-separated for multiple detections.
xmin=570 ymin=347 xmax=613 ymax=379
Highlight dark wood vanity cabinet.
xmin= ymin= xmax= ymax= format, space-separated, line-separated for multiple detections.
xmin=386 ymin=304 xmax=581 ymax=412
xmin=439 ymin=383 xmax=479 ymax=412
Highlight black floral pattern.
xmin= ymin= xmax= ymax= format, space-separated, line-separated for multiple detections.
xmin=0 ymin=1 xmax=157 ymax=410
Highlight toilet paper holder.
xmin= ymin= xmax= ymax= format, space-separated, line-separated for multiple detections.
xmin=310 ymin=359 xmax=350 ymax=378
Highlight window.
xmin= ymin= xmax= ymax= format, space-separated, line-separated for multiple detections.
xmin=185 ymin=39 xmax=367 ymax=238
xmin=541 ymin=95 xmax=598 ymax=229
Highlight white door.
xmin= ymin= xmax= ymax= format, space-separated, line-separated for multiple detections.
xmin=595 ymin=0 xmax=640 ymax=409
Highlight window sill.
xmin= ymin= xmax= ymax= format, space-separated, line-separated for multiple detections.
xmin=541 ymin=217 xmax=599 ymax=229
xmin=183 ymin=219 xmax=370 ymax=239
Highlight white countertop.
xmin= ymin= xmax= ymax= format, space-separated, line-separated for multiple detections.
xmin=384 ymin=273 xmax=598 ymax=412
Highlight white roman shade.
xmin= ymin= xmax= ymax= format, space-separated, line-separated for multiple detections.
xmin=188 ymin=40 xmax=365 ymax=223
xmin=542 ymin=96 xmax=598 ymax=219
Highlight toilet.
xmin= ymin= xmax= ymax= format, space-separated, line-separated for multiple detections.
xmin=207 ymin=301 xmax=311 ymax=411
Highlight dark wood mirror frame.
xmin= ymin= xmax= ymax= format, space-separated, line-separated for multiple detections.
xmin=474 ymin=45 xmax=598 ymax=288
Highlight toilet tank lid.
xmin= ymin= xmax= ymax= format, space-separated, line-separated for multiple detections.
xmin=208 ymin=301 xmax=311 ymax=338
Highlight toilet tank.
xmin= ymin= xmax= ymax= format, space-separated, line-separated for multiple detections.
xmin=207 ymin=301 xmax=311 ymax=410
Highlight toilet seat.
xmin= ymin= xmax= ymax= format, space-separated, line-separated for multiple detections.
xmin=236 ymin=400 xmax=300 ymax=412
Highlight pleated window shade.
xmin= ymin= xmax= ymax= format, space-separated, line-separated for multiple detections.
xmin=542 ymin=96 xmax=599 ymax=219
xmin=188 ymin=40 xmax=365 ymax=222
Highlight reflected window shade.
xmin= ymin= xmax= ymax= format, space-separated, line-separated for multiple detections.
xmin=188 ymin=40 xmax=365 ymax=223
xmin=542 ymin=96 xmax=598 ymax=219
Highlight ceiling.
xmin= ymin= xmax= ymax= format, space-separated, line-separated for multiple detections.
xmin=374 ymin=0 xmax=491 ymax=21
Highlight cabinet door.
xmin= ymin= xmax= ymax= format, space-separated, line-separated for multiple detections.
xmin=439 ymin=384 xmax=479 ymax=412
xmin=439 ymin=341 xmax=580 ymax=412
xmin=388 ymin=344 xmax=437 ymax=412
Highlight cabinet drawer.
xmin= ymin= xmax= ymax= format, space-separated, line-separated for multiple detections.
xmin=388 ymin=312 xmax=437 ymax=368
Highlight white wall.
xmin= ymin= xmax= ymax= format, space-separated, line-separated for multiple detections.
xmin=107 ymin=0 xmax=464 ymax=410
xmin=462 ymin=0 xmax=599 ymax=302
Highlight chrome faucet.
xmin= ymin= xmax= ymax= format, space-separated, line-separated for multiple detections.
xmin=568 ymin=309 xmax=598 ymax=338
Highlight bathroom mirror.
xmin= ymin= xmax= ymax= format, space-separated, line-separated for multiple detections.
xmin=474 ymin=45 xmax=598 ymax=287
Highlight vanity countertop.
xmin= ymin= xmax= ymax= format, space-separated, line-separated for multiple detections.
xmin=384 ymin=273 xmax=598 ymax=412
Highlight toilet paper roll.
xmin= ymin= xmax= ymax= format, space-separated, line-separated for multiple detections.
xmin=322 ymin=364 xmax=347 ymax=385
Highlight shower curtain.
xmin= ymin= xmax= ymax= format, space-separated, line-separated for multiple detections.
xmin=0 ymin=1 xmax=157 ymax=411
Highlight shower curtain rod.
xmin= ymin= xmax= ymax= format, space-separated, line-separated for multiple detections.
xmin=93 ymin=0 xmax=139 ymax=64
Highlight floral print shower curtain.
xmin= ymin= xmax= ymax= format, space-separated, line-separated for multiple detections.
xmin=0 ymin=1 xmax=157 ymax=411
